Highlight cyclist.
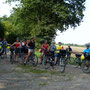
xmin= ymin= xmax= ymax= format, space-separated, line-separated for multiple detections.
xmin=50 ymin=42 xmax=56 ymax=57
xmin=14 ymin=38 xmax=21 ymax=62
xmin=84 ymin=45 xmax=90 ymax=54
xmin=66 ymin=45 xmax=72 ymax=58
xmin=24 ymin=37 xmax=35 ymax=65
xmin=2 ymin=38 xmax=8 ymax=55
xmin=40 ymin=40 xmax=50 ymax=64
xmin=54 ymin=42 xmax=64 ymax=65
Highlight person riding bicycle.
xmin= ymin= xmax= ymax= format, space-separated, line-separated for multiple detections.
xmin=14 ymin=38 xmax=21 ymax=62
xmin=40 ymin=40 xmax=50 ymax=64
xmin=24 ymin=37 xmax=35 ymax=65
xmin=2 ymin=38 xmax=8 ymax=55
xmin=54 ymin=42 xmax=64 ymax=65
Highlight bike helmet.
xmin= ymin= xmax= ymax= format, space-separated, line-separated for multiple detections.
xmin=16 ymin=37 xmax=19 ymax=40
xmin=86 ymin=45 xmax=89 ymax=47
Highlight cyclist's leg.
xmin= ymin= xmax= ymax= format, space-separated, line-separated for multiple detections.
xmin=40 ymin=52 xmax=44 ymax=64
xmin=31 ymin=49 xmax=35 ymax=62
xmin=15 ymin=48 xmax=18 ymax=62
xmin=24 ymin=49 xmax=31 ymax=63
xmin=54 ymin=53 xmax=58 ymax=64
xmin=15 ymin=48 xmax=20 ymax=62
xmin=66 ymin=55 xmax=71 ymax=64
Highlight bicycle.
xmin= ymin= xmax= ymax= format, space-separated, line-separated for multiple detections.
xmin=81 ymin=53 xmax=90 ymax=73
xmin=42 ymin=51 xmax=55 ymax=69
xmin=58 ymin=49 xmax=67 ymax=73
xmin=22 ymin=52 xmax=38 ymax=67
xmin=10 ymin=46 xmax=15 ymax=64
xmin=0 ymin=46 xmax=4 ymax=59
xmin=74 ymin=53 xmax=82 ymax=67
xmin=66 ymin=55 xmax=71 ymax=64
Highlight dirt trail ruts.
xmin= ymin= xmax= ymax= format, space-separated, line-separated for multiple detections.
xmin=0 ymin=57 xmax=90 ymax=90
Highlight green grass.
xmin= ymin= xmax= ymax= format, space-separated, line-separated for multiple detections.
xmin=35 ymin=51 xmax=41 ymax=58
xmin=29 ymin=69 xmax=48 ymax=74
xmin=19 ymin=64 xmax=66 ymax=75
xmin=39 ymin=82 xmax=47 ymax=86
xmin=68 ymin=57 xmax=81 ymax=65
xmin=19 ymin=64 xmax=48 ymax=74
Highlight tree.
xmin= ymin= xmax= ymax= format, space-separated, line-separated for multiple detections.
xmin=6 ymin=0 xmax=86 ymax=45
xmin=0 ymin=18 xmax=5 ymax=39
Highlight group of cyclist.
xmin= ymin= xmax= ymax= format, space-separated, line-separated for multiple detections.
xmin=0 ymin=37 xmax=90 ymax=66
xmin=39 ymin=40 xmax=72 ymax=65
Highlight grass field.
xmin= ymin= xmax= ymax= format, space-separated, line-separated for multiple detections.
xmin=64 ymin=45 xmax=85 ymax=52
xmin=64 ymin=45 xmax=86 ymax=57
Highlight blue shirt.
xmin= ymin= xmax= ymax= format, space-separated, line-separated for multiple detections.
xmin=50 ymin=45 xmax=56 ymax=52
xmin=2 ymin=41 xmax=7 ymax=45
xmin=84 ymin=48 xmax=90 ymax=53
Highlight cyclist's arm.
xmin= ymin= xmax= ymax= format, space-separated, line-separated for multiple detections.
xmin=26 ymin=40 xmax=30 ymax=48
xmin=47 ymin=44 xmax=50 ymax=50
xmin=41 ymin=44 xmax=44 ymax=49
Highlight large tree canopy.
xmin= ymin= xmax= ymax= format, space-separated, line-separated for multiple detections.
xmin=5 ymin=0 xmax=86 ymax=44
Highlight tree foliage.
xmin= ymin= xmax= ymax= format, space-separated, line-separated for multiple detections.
xmin=4 ymin=0 xmax=86 ymax=44
xmin=0 ymin=18 xmax=5 ymax=39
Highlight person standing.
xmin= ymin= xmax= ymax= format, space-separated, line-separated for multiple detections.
xmin=50 ymin=42 xmax=56 ymax=57
xmin=54 ymin=42 xmax=64 ymax=65
xmin=66 ymin=45 xmax=72 ymax=58
xmin=24 ymin=37 xmax=35 ymax=65
xmin=2 ymin=38 xmax=8 ymax=55
xmin=40 ymin=40 xmax=50 ymax=64
xmin=84 ymin=45 xmax=90 ymax=54
xmin=14 ymin=38 xmax=21 ymax=62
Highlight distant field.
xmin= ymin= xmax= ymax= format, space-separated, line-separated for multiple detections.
xmin=64 ymin=45 xmax=86 ymax=57
xmin=64 ymin=45 xmax=85 ymax=52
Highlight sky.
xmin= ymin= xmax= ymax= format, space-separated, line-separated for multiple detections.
xmin=55 ymin=0 xmax=90 ymax=45
xmin=0 ymin=0 xmax=90 ymax=45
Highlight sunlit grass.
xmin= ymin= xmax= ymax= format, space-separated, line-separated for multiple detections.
xmin=35 ymin=51 xmax=41 ymax=58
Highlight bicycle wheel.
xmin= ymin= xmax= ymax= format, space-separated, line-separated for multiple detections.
xmin=81 ymin=60 xmax=90 ymax=73
xmin=74 ymin=58 xmax=81 ymax=67
xmin=66 ymin=56 xmax=71 ymax=64
xmin=59 ymin=57 xmax=66 ymax=73
xmin=42 ymin=55 xmax=50 ymax=69
xmin=32 ymin=54 xmax=38 ymax=66
xmin=22 ymin=54 xmax=26 ymax=63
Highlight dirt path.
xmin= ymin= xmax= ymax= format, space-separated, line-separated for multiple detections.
xmin=0 ymin=57 xmax=90 ymax=90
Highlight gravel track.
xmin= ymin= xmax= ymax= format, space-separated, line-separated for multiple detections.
xmin=0 ymin=57 xmax=90 ymax=90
